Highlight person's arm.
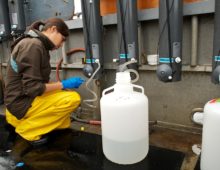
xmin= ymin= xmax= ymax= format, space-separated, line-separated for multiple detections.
xmin=44 ymin=82 xmax=63 ymax=93
xmin=16 ymin=40 xmax=85 ymax=96
xmin=17 ymin=42 xmax=47 ymax=97
xmin=43 ymin=77 xmax=85 ymax=93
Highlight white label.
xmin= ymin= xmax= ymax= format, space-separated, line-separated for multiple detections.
xmin=12 ymin=13 xmax=18 ymax=25
xmin=0 ymin=24 xmax=5 ymax=33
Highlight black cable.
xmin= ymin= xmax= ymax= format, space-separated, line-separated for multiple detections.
xmin=156 ymin=0 xmax=175 ymax=57
xmin=118 ymin=0 xmax=129 ymax=62
xmin=89 ymin=1 xmax=95 ymax=67
xmin=157 ymin=0 xmax=176 ymax=81
xmin=165 ymin=0 xmax=173 ymax=69
xmin=82 ymin=0 xmax=94 ymax=68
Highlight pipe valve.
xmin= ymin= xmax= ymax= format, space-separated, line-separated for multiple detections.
xmin=83 ymin=64 xmax=94 ymax=78
xmin=175 ymin=57 xmax=181 ymax=63
xmin=212 ymin=65 xmax=220 ymax=84
xmin=156 ymin=64 xmax=173 ymax=82
xmin=113 ymin=58 xmax=119 ymax=63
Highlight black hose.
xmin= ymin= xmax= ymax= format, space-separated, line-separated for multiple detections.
xmin=165 ymin=0 xmax=173 ymax=69
xmin=119 ymin=0 xmax=128 ymax=61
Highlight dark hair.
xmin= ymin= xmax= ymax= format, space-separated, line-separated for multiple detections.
xmin=29 ymin=18 xmax=69 ymax=37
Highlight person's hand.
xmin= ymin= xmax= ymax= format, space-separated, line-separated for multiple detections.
xmin=61 ymin=77 xmax=85 ymax=89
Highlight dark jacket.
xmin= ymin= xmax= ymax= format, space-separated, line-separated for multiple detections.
xmin=4 ymin=30 xmax=55 ymax=119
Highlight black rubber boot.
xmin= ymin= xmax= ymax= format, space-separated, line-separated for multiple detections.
xmin=0 ymin=115 xmax=17 ymax=150
xmin=29 ymin=136 xmax=48 ymax=147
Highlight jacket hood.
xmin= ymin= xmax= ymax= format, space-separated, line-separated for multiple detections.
xmin=28 ymin=29 xmax=55 ymax=50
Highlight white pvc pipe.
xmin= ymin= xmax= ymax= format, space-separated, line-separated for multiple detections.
xmin=191 ymin=15 xmax=199 ymax=67
xmin=62 ymin=42 xmax=68 ymax=64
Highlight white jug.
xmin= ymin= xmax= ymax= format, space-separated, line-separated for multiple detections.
xmin=100 ymin=72 xmax=149 ymax=164
xmin=201 ymin=98 xmax=220 ymax=170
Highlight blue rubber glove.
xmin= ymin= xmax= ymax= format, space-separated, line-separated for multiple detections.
xmin=62 ymin=77 xmax=85 ymax=89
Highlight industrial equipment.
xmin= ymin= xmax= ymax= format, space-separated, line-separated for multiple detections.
xmin=0 ymin=0 xmax=11 ymax=42
xmin=8 ymin=0 xmax=26 ymax=36
xmin=157 ymin=0 xmax=183 ymax=82
xmin=116 ymin=0 xmax=139 ymax=72
xmin=212 ymin=0 xmax=220 ymax=84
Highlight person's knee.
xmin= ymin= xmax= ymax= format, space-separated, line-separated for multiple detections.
xmin=65 ymin=91 xmax=81 ymax=108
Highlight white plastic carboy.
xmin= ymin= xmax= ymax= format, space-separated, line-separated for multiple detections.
xmin=201 ymin=98 xmax=220 ymax=170
xmin=100 ymin=72 xmax=149 ymax=165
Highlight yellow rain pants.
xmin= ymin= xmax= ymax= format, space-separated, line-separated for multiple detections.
xmin=6 ymin=90 xmax=80 ymax=141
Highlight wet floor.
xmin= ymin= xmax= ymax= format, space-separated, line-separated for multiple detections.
xmin=0 ymin=116 xmax=186 ymax=170
xmin=1 ymin=130 xmax=185 ymax=170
